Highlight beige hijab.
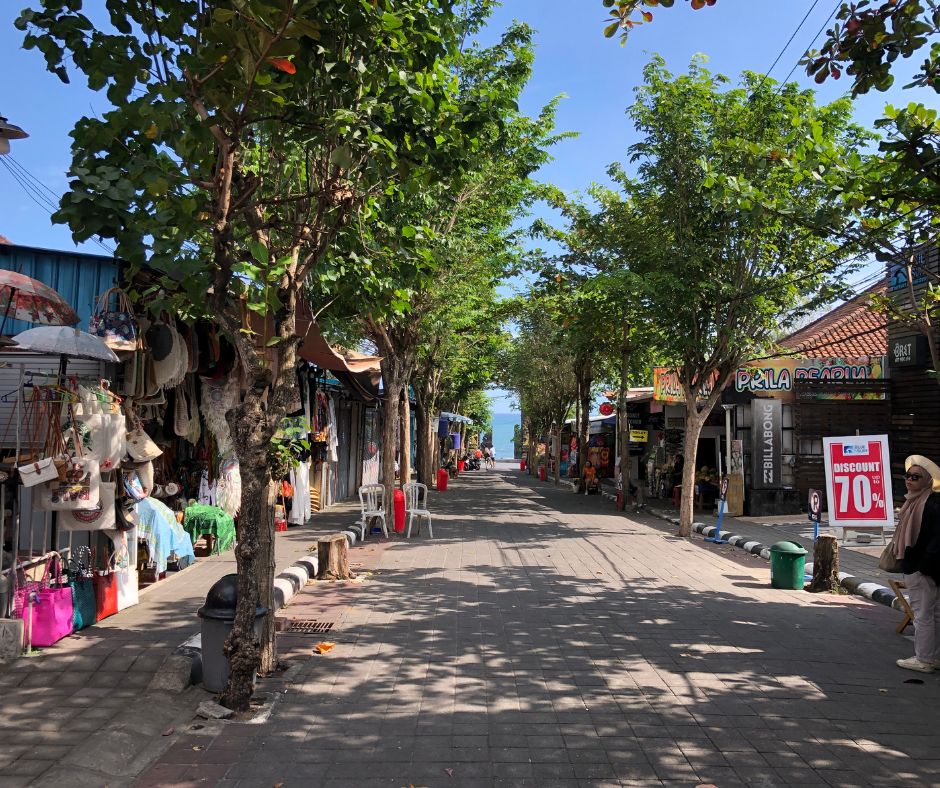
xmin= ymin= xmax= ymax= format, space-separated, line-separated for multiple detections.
xmin=895 ymin=487 xmax=934 ymax=559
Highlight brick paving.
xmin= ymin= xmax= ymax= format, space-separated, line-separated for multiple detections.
xmin=0 ymin=509 xmax=350 ymax=787
xmin=135 ymin=466 xmax=940 ymax=787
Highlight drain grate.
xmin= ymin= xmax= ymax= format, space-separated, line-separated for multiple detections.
xmin=279 ymin=619 xmax=335 ymax=635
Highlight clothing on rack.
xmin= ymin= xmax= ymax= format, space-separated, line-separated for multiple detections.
xmin=289 ymin=460 xmax=312 ymax=525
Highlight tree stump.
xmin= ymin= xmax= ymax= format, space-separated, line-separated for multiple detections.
xmin=809 ymin=534 xmax=840 ymax=593
xmin=316 ymin=534 xmax=355 ymax=581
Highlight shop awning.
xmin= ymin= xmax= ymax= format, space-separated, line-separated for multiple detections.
xmin=296 ymin=313 xmax=382 ymax=374
xmin=439 ymin=411 xmax=473 ymax=424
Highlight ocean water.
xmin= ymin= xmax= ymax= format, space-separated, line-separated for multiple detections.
xmin=490 ymin=412 xmax=521 ymax=459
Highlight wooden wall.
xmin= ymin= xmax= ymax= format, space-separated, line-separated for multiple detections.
xmin=794 ymin=380 xmax=891 ymax=505
xmin=887 ymin=243 xmax=940 ymax=488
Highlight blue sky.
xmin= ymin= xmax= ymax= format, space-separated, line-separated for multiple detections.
xmin=0 ymin=1 xmax=930 ymax=415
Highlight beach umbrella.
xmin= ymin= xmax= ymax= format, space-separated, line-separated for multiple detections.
xmin=10 ymin=326 xmax=119 ymax=363
xmin=0 ymin=270 xmax=80 ymax=331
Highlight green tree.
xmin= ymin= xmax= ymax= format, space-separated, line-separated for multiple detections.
xmin=601 ymin=0 xmax=717 ymax=44
xmin=317 ymin=21 xmax=562 ymax=507
xmin=539 ymin=190 xmax=663 ymax=501
xmin=499 ymin=292 xmax=577 ymax=478
xmin=611 ymin=57 xmax=865 ymax=535
xmin=18 ymin=0 xmax=480 ymax=710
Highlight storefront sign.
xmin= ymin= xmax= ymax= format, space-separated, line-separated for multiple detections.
xmin=653 ymin=368 xmax=717 ymax=403
xmin=822 ymin=435 xmax=893 ymax=528
xmin=734 ymin=357 xmax=884 ymax=399
xmin=751 ymin=399 xmax=782 ymax=489
xmin=629 ymin=429 xmax=648 ymax=443
xmin=890 ymin=335 xmax=928 ymax=368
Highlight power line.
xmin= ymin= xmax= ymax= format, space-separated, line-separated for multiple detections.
xmin=774 ymin=0 xmax=842 ymax=92
xmin=0 ymin=156 xmax=117 ymax=257
xmin=752 ymin=0 xmax=823 ymax=97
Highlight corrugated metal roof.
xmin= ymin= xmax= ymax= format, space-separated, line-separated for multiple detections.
xmin=0 ymin=244 xmax=119 ymax=336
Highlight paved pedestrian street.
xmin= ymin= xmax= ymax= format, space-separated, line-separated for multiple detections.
xmin=130 ymin=466 xmax=940 ymax=787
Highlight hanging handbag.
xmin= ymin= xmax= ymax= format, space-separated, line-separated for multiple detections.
xmin=76 ymin=413 xmax=125 ymax=473
xmin=67 ymin=547 xmax=96 ymax=631
xmin=16 ymin=399 xmax=65 ymax=486
xmin=58 ymin=481 xmax=116 ymax=531
xmin=17 ymin=457 xmax=58 ymax=487
xmin=126 ymin=427 xmax=162 ymax=462
xmin=89 ymin=287 xmax=138 ymax=352
xmin=879 ymin=541 xmax=904 ymax=573
xmin=15 ymin=554 xmax=74 ymax=648
xmin=34 ymin=457 xmax=101 ymax=511
xmin=93 ymin=550 xmax=119 ymax=622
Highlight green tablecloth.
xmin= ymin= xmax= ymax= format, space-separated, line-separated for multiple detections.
xmin=183 ymin=504 xmax=235 ymax=554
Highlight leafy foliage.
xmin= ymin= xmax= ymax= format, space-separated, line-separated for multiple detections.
xmin=802 ymin=0 xmax=939 ymax=95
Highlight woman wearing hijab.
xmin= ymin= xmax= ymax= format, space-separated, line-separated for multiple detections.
xmin=894 ymin=454 xmax=940 ymax=673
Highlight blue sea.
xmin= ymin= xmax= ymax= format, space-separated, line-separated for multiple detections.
xmin=490 ymin=412 xmax=521 ymax=460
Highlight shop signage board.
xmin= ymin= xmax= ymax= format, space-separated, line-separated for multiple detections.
xmin=822 ymin=435 xmax=894 ymax=529
xmin=652 ymin=368 xmax=718 ymax=403
xmin=890 ymin=335 xmax=928 ymax=368
xmin=733 ymin=357 xmax=885 ymax=400
xmin=629 ymin=429 xmax=649 ymax=443
xmin=751 ymin=399 xmax=782 ymax=489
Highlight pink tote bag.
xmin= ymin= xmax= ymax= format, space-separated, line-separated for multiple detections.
xmin=16 ymin=554 xmax=74 ymax=648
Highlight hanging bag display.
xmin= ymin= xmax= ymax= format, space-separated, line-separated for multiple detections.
xmin=93 ymin=550 xmax=119 ymax=621
xmin=126 ymin=427 xmax=162 ymax=462
xmin=57 ymin=481 xmax=115 ymax=531
xmin=76 ymin=413 xmax=125 ymax=473
xmin=67 ymin=547 xmax=96 ymax=631
xmin=15 ymin=397 xmax=64 ymax=486
xmin=89 ymin=287 xmax=138 ymax=352
xmin=34 ymin=457 xmax=101 ymax=511
xmin=15 ymin=553 xmax=74 ymax=648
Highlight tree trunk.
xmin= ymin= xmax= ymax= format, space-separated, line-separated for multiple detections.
xmin=414 ymin=400 xmax=429 ymax=485
xmin=809 ymin=535 xmax=839 ymax=593
xmin=678 ymin=408 xmax=706 ymax=537
xmin=317 ymin=534 xmax=355 ymax=580
xmin=526 ymin=419 xmax=535 ymax=475
xmin=400 ymin=385 xmax=411 ymax=486
xmin=617 ymin=329 xmax=632 ymax=512
xmin=220 ymin=279 xmax=301 ymax=710
xmin=553 ymin=424 xmax=562 ymax=485
xmin=380 ymin=357 xmax=405 ymax=522
xmin=578 ymin=357 xmax=592 ymax=479
xmin=221 ymin=381 xmax=274 ymax=712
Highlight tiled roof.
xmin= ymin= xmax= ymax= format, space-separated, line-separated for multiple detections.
xmin=778 ymin=283 xmax=887 ymax=358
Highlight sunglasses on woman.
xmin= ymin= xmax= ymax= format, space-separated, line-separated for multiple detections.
xmin=905 ymin=473 xmax=923 ymax=481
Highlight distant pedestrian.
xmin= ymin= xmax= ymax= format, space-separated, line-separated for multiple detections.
xmin=894 ymin=454 xmax=940 ymax=673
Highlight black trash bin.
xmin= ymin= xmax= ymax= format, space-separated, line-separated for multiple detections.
xmin=197 ymin=574 xmax=268 ymax=693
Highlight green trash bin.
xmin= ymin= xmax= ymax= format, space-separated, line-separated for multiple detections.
xmin=769 ymin=541 xmax=807 ymax=590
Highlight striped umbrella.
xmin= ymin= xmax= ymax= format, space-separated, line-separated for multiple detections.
xmin=0 ymin=270 xmax=80 ymax=331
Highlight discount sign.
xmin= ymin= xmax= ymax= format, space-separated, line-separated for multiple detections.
xmin=822 ymin=435 xmax=894 ymax=528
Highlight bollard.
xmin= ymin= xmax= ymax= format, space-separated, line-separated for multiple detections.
xmin=393 ymin=489 xmax=406 ymax=533
xmin=197 ymin=574 xmax=268 ymax=693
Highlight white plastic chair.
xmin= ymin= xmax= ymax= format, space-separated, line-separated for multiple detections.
xmin=403 ymin=482 xmax=432 ymax=538
xmin=358 ymin=484 xmax=388 ymax=539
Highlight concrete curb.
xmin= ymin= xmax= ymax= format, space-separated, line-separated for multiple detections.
xmin=647 ymin=507 xmax=906 ymax=613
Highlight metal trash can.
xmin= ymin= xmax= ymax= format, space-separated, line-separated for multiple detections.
xmin=769 ymin=541 xmax=807 ymax=590
xmin=197 ymin=574 xmax=268 ymax=692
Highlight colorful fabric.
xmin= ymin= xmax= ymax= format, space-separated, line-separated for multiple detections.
xmin=134 ymin=497 xmax=196 ymax=573
xmin=183 ymin=503 xmax=235 ymax=554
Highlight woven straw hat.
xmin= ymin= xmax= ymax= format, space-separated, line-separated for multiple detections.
xmin=905 ymin=455 xmax=940 ymax=492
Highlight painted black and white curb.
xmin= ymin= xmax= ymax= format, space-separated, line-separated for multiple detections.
xmin=648 ymin=507 xmax=906 ymax=614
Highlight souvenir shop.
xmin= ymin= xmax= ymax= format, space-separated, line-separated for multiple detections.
xmin=0 ymin=271 xmax=282 ymax=652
